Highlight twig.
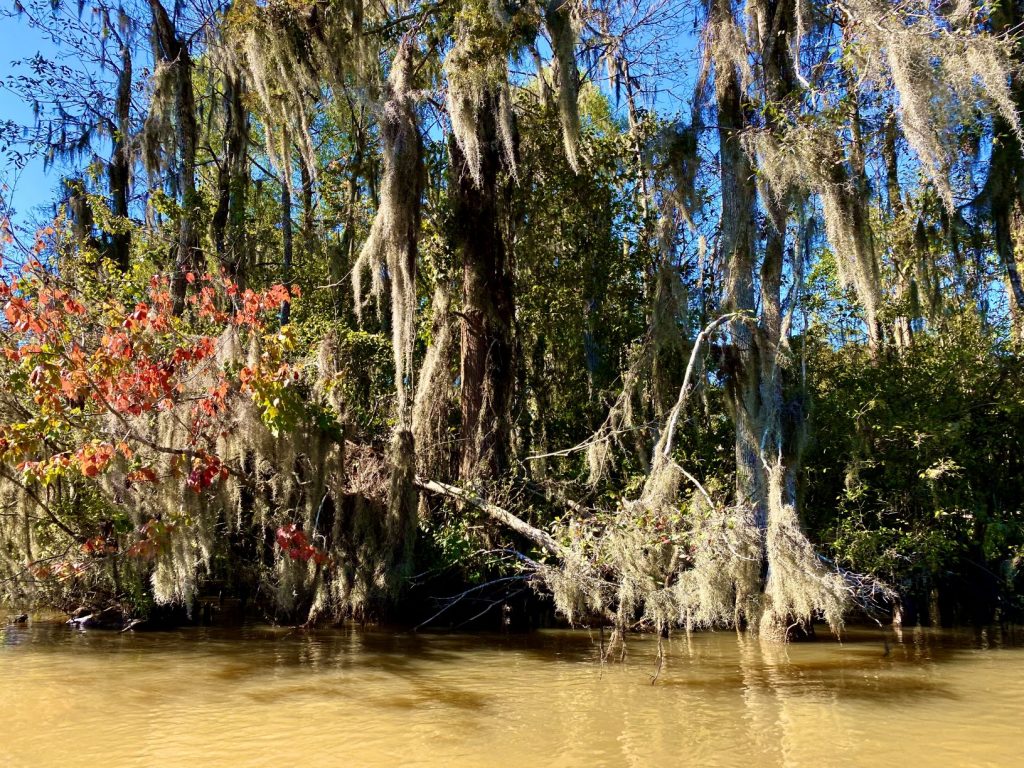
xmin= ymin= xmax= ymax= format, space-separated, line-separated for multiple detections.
xmin=413 ymin=575 xmax=529 ymax=630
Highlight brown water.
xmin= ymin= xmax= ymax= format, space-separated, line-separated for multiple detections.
xmin=0 ymin=622 xmax=1021 ymax=767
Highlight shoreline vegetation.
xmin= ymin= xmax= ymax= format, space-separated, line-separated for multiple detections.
xmin=1 ymin=0 xmax=1024 ymax=644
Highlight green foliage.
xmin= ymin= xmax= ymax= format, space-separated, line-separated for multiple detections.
xmin=6 ymin=0 xmax=1024 ymax=631
xmin=295 ymin=316 xmax=395 ymax=438
xmin=512 ymin=83 xmax=650 ymax=472
xmin=803 ymin=312 xmax=1024 ymax=594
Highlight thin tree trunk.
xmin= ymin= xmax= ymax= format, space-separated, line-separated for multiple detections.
xmin=334 ymin=117 xmax=365 ymax=317
xmin=843 ymin=59 xmax=884 ymax=350
xmin=882 ymin=109 xmax=914 ymax=348
xmin=107 ymin=42 xmax=132 ymax=272
xmin=212 ymin=72 xmax=249 ymax=285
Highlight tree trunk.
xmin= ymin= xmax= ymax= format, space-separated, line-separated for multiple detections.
xmin=212 ymin=72 xmax=249 ymax=285
xmin=985 ymin=0 xmax=1024 ymax=336
xmin=451 ymin=94 xmax=516 ymax=483
xmin=713 ymin=0 xmax=850 ymax=636
xmin=713 ymin=0 xmax=763 ymax=521
xmin=842 ymin=59 xmax=884 ymax=350
xmin=149 ymin=0 xmax=199 ymax=316
xmin=882 ymin=109 xmax=915 ymax=348
xmin=333 ymin=118 xmax=365 ymax=318
xmin=107 ymin=42 xmax=132 ymax=272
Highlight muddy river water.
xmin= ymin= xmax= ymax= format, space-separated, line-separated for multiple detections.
xmin=1 ymin=622 xmax=1021 ymax=767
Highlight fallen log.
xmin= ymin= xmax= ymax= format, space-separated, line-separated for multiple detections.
xmin=414 ymin=477 xmax=565 ymax=559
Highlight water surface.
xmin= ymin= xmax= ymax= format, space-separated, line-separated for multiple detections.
xmin=1 ymin=622 xmax=1020 ymax=767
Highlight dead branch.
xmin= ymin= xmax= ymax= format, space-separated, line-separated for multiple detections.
xmin=414 ymin=477 xmax=566 ymax=559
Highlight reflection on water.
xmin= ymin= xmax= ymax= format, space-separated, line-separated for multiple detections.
xmin=1 ymin=622 xmax=1021 ymax=767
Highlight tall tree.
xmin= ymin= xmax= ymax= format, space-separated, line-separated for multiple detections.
xmin=147 ymin=0 xmax=199 ymax=314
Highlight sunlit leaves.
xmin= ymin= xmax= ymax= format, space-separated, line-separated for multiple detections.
xmin=0 ymin=233 xmax=310 ymax=577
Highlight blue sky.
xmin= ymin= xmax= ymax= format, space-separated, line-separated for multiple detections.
xmin=1 ymin=10 xmax=73 ymax=234
xmin=0 ymin=0 xmax=699 ymax=237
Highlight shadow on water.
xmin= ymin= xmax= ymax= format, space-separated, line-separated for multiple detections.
xmin=3 ymin=619 xmax=1022 ymax=703
xmin=640 ymin=624 xmax=1024 ymax=705
xmin=4 ymin=618 xmax=1024 ymax=767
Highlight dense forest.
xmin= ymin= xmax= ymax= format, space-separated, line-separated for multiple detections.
xmin=1 ymin=0 xmax=1023 ymax=642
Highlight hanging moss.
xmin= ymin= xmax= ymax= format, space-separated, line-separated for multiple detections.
xmin=445 ymin=15 xmax=518 ymax=185
xmin=840 ymin=0 xmax=1021 ymax=212
xmin=352 ymin=42 xmax=423 ymax=427
xmin=746 ymin=125 xmax=883 ymax=344
xmin=545 ymin=0 xmax=582 ymax=172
